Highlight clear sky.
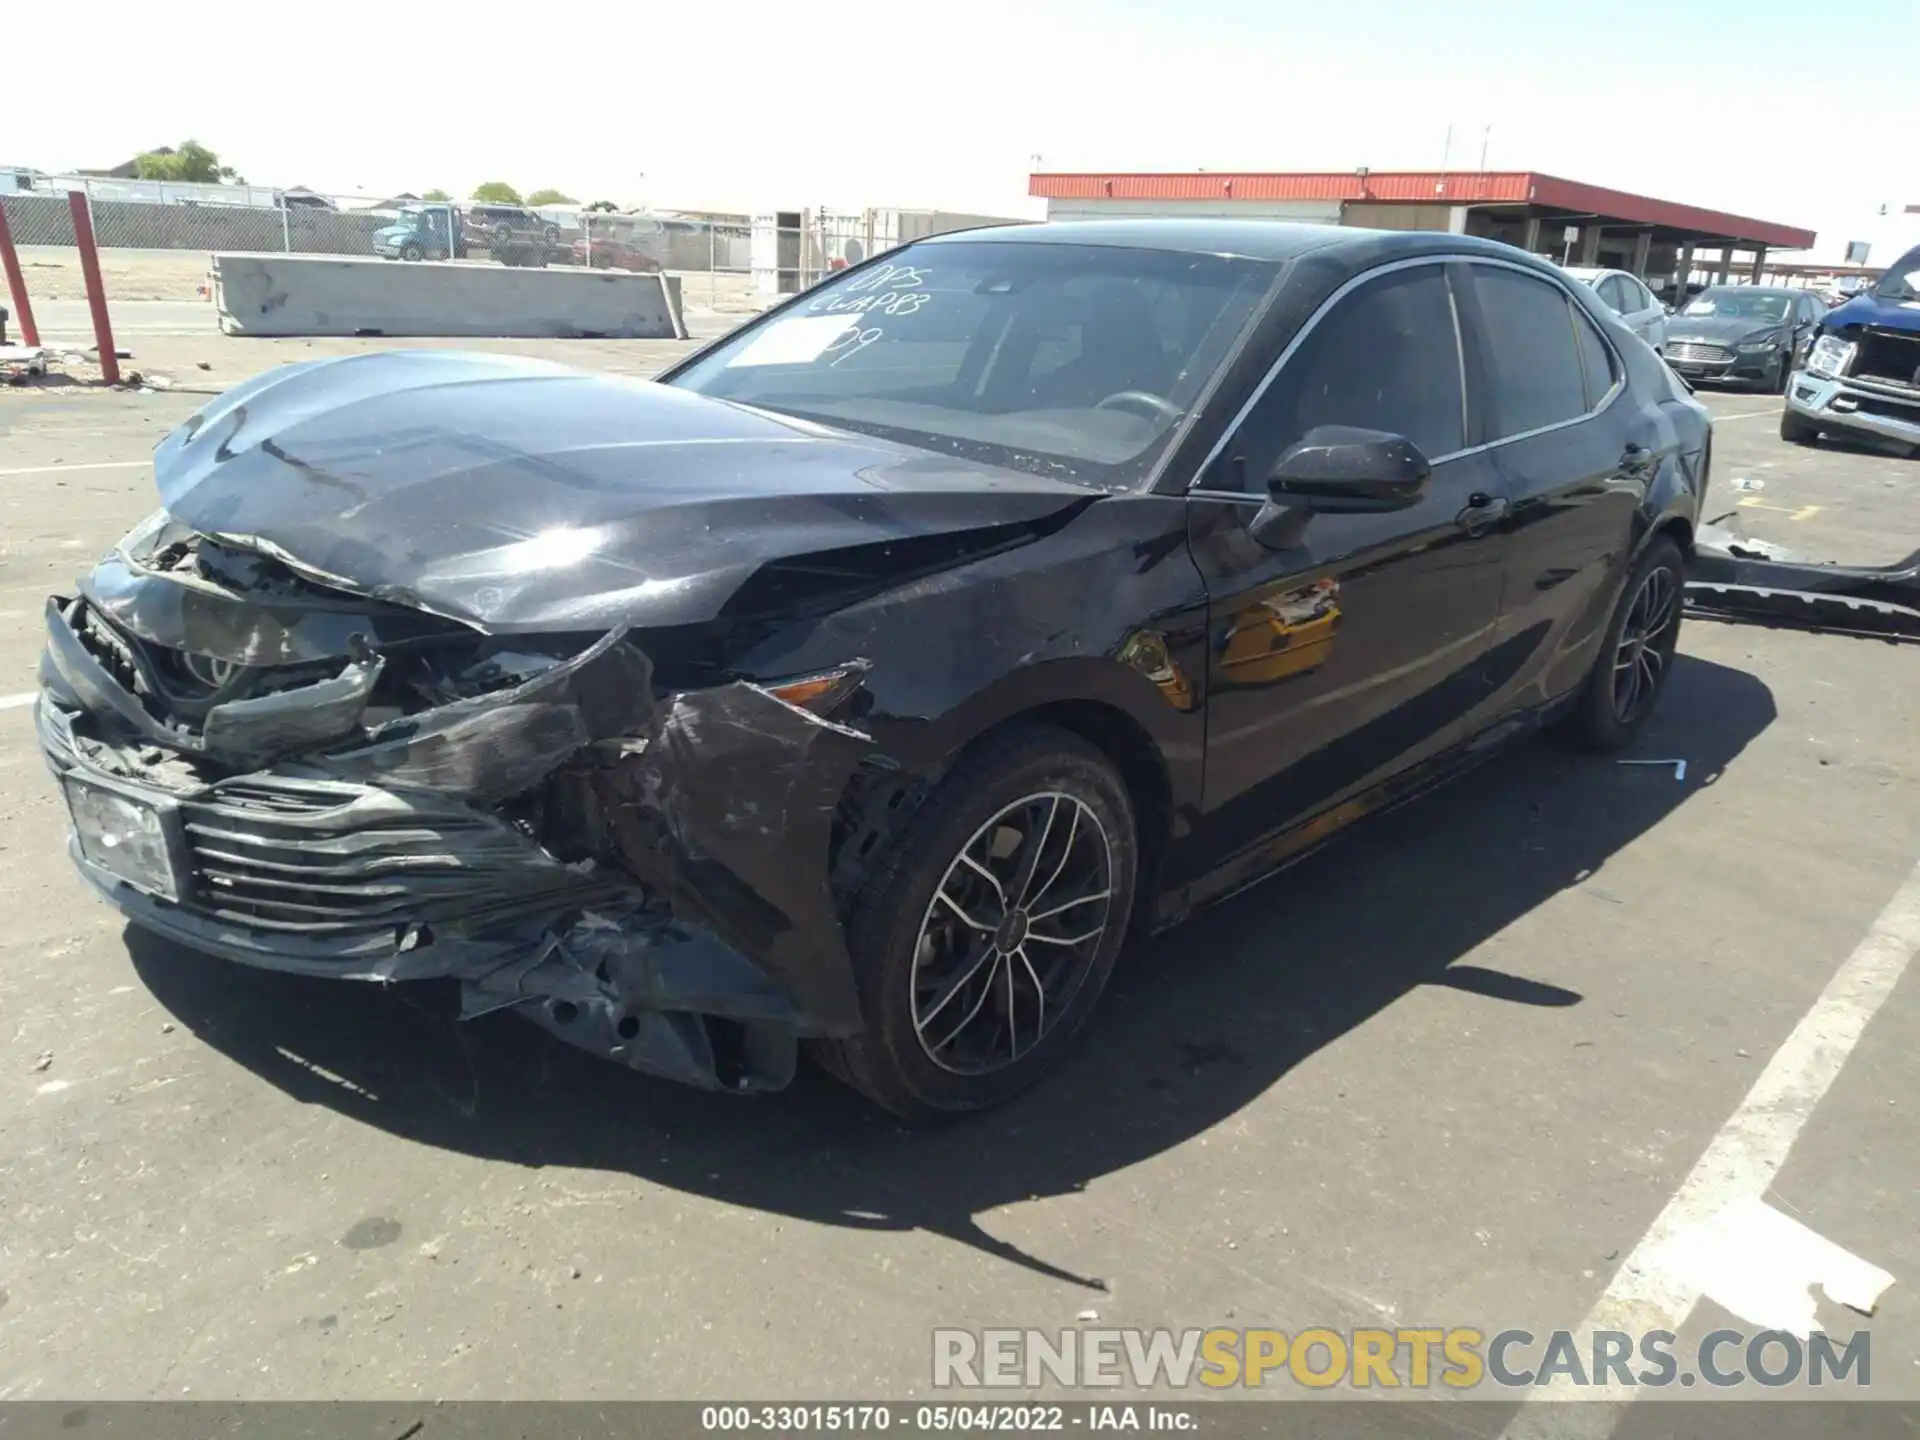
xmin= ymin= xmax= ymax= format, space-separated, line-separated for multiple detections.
xmin=12 ymin=0 xmax=1916 ymax=261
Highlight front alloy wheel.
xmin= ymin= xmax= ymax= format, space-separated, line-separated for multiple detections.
xmin=815 ymin=725 xmax=1137 ymax=1120
xmin=1610 ymin=565 xmax=1680 ymax=726
xmin=1564 ymin=533 xmax=1686 ymax=752
xmin=910 ymin=792 xmax=1115 ymax=1075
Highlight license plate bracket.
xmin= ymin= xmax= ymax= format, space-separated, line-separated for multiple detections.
xmin=64 ymin=774 xmax=189 ymax=902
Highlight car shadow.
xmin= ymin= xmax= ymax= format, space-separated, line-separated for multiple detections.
xmin=127 ymin=653 xmax=1775 ymax=1289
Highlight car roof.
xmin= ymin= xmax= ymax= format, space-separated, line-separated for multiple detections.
xmin=1561 ymin=265 xmax=1621 ymax=281
xmin=913 ymin=217 xmax=1551 ymax=268
xmin=1692 ymin=284 xmax=1804 ymax=297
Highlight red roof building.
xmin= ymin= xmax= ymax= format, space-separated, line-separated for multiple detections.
xmin=1029 ymin=170 xmax=1816 ymax=291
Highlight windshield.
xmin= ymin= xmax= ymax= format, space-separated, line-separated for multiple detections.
xmin=666 ymin=240 xmax=1276 ymax=488
xmin=1682 ymin=289 xmax=1791 ymax=323
xmin=1872 ymin=249 xmax=1920 ymax=303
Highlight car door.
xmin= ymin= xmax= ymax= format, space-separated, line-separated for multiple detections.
xmin=1790 ymin=292 xmax=1821 ymax=367
xmin=1183 ymin=258 xmax=1512 ymax=872
xmin=1623 ymin=275 xmax=1667 ymax=351
xmin=1594 ymin=274 xmax=1629 ymax=321
xmin=1454 ymin=259 xmax=1650 ymax=714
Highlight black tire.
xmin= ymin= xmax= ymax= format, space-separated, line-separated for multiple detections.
xmin=400 ymin=243 xmax=424 ymax=262
xmin=542 ymin=224 xmax=560 ymax=246
xmin=1771 ymin=351 xmax=1792 ymax=394
xmin=812 ymin=725 xmax=1138 ymax=1122
xmin=1779 ymin=409 xmax=1820 ymax=445
xmin=1563 ymin=534 xmax=1686 ymax=753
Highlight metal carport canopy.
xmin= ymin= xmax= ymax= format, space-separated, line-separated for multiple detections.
xmin=1028 ymin=171 xmax=1816 ymax=251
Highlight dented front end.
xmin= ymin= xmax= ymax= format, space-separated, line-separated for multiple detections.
xmin=38 ymin=524 xmax=876 ymax=1094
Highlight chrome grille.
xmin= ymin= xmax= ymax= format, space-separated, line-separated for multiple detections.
xmin=179 ymin=777 xmax=572 ymax=935
xmin=1667 ymin=342 xmax=1731 ymax=364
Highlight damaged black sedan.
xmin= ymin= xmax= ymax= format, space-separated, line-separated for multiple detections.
xmin=40 ymin=221 xmax=1710 ymax=1119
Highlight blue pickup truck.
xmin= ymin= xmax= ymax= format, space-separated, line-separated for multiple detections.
xmin=371 ymin=204 xmax=468 ymax=262
xmin=1783 ymin=243 xmax=1920 ymax=454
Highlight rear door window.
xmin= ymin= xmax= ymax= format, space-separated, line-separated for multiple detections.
xmin=1570 ymin=305 xmax=1619 ymax=410
xmin=1469 ymin=266 xmax=1596 ymax=438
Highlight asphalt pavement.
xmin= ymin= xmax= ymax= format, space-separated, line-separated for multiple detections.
xmin=0 ymin=368 xmax=1915 ymax=1424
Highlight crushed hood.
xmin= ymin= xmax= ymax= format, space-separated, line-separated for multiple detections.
xmin=153 ymin=350 xmax=1096 ymax=632
xmin=1826 ymin=291 xmax=1920 ymax=336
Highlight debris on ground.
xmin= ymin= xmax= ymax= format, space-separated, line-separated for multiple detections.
xmin=1686 ymin=519 xmax=1920 ymax=639
xmin=1619 ymin=759 xmax=1688 ymax=780
xmin=32 ymin=1052 xmax=53 ymax=1072
xmin=2 ymin=345 xmax=50 ymax=383
xmin=1730 ymin=477 xmax=1765 ymax=492
xmin=1 ymin=345 xmax=139 ymax=389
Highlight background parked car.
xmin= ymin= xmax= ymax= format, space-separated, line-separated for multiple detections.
xmin=573 ymin=213 xmax=666 ymax=272
xmin=1564 ymin=266 xmax=1670 ymax=353
xmin=465 ymin=202 xmax=560 ymax=251
xmin=1662 ymin=285 xmax=1824 ymax=391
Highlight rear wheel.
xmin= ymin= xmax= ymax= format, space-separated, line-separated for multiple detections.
xmin=1780 ymin=409 xmax=1820 ymax=445
xmin=1563 ymin=535 xmax=1685 ymax=753
xmin=813 ymin=726 xmax=1137 ymax=1121
xmin=400 ymin=243 xmax=424 ymax=262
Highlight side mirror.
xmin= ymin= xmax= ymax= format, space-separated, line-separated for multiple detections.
xmin=1267 ymin=426 xmax=1431 ymax=514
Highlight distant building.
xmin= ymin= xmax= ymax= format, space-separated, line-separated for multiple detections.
xmin=80 ymin=149 xmax=164 ymax=180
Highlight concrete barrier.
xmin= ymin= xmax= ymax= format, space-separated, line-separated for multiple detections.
xmin=211 ymin=253 xmax=687 ymax=339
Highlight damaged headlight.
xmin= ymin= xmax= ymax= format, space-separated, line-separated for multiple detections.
xmin=1736 ymin=333 xmax=1783 ymax=353
xmin=1806 ymin=335 xmax=1856 ymax=379
xmin=762 ymin=663 xmax=869 ymax=717
xmin=111 ymin=507 xmax=209 ymax=571
xmin=112 ymin=507 xmax=178 ymax=563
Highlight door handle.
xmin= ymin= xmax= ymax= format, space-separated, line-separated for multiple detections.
xmin=1456 ymin=492 xmax=1509 ymax=534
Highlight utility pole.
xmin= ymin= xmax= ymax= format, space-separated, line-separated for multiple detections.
xmin=1479 ymin=126 xmax=1491 ymax=169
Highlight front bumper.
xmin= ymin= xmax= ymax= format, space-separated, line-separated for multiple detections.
xmin=1786 ymin=371 xmax=1920 ymax=446
xmin=38 ymin=597 xmax=877 ymax=1093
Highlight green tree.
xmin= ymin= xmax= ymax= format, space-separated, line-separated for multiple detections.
xmin=583 ymin=199 xmax=619 ymax=213
xmin=133 ymin=140 xmax=241 ymax=185
xmin=470 ymin=181 xmax=523 ymax=204
xmin=525 ymin=188 xmax=577 ymax=207
xmin=421 ymin=188 xmax=452 ymax=202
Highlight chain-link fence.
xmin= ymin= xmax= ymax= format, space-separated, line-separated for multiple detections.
xmin=1 ymin=178 xmax=1019 ymax=322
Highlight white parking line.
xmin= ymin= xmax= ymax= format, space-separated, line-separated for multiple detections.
xmin=0 ymin=460 xmax=149 ymax=479
xmin=1713 ymin=410 xmax=1780 ymax=421
xmin=1501 ymin=855 xmax=1920 ymax=1436
xmin=0 ymin=692 xmax=38 ymax=711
